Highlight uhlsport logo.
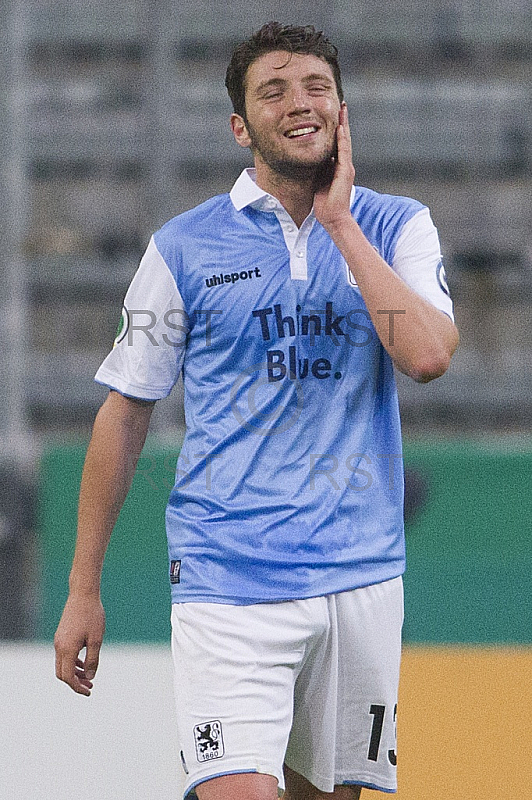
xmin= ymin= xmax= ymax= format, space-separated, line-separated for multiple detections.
xmin=205 ymin=267 xmax=262 ymax=288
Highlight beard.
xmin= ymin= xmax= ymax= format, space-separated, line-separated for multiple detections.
xmin=246 ymin=118 xmax=336 ymax=186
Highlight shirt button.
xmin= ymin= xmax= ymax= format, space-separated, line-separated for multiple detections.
xmin=296 ymin=251 xmax=304 ymax=257
xmin=287 ymin=225 xmax=295 ymax=232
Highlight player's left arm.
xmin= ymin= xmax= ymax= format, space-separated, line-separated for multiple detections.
xmin=314 ymin=103 xmax=459 ymax=383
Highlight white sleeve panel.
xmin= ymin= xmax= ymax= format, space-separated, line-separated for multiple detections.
xmin=95 ymin=237 xmax=188 ymax=400
xmin=392 ymin=208 xmax=454 ymax=321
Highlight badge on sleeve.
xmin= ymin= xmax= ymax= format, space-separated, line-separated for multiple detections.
xmin=113 ymin=306 xmax=130 ymax=347
xmin=436 ymin=261 xmax=451 ymax=297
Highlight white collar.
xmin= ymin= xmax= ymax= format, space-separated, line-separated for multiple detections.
xmin=229 ymin=166 xmax=356 ymax=213
xmin=229 ymin=168 xmax=270 ymax=211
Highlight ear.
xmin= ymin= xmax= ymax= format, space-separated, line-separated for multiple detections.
xmin=230 ymin=113 xmax=252 ymax=148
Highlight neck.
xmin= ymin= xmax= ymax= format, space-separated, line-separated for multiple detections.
xmin=254 ymin=163 xmax=314 ymax=228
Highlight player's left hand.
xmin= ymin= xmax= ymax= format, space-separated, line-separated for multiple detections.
xmin=313 ymin=102 xmax=355 ymax=235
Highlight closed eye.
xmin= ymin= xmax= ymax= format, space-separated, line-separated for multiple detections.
xmin=307 ymin=84 xmax=332 ymax=95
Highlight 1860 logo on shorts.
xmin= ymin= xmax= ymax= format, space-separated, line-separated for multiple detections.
xmin=194 ymin=720 xmax=225 ymax=762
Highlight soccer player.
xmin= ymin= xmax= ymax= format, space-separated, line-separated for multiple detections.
xmin=54 ymin=22 xmax=458 ymax=800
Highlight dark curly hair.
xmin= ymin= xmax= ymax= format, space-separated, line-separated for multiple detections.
xmin=225 ymin=22 xmax=343 ymax=119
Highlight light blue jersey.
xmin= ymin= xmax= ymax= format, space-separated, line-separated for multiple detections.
xmin=95 ymin=170 xmax=453 ymax=604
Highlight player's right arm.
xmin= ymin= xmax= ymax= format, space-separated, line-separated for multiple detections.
xmin=54 ymin=389 xmax=155 ymax=695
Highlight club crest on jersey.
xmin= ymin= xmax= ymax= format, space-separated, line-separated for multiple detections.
xmin=194 ymin=720 xmax=225 ymax=762
xmin=113 ymin=306 xmax=130 ymax=347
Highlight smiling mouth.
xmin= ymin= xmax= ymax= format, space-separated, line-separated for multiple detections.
xmin=285 ymin=126 xmax=319 ymax=138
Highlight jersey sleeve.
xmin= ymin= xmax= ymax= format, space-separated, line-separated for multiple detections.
xmin=391 ymin=208 xmax=454 ymax=321
xmin=94 ymin=236 xmax=188 ymax=400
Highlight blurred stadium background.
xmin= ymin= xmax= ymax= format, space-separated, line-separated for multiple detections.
xmin=1 ymin=1 xmax=531 ymax=798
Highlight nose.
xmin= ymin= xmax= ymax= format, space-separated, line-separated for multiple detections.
xmin=287 ymin=87 xmax=311 ymax=115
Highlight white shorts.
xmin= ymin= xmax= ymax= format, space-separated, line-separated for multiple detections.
xmin=171 ymin=577 xmax=403 ymax=798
